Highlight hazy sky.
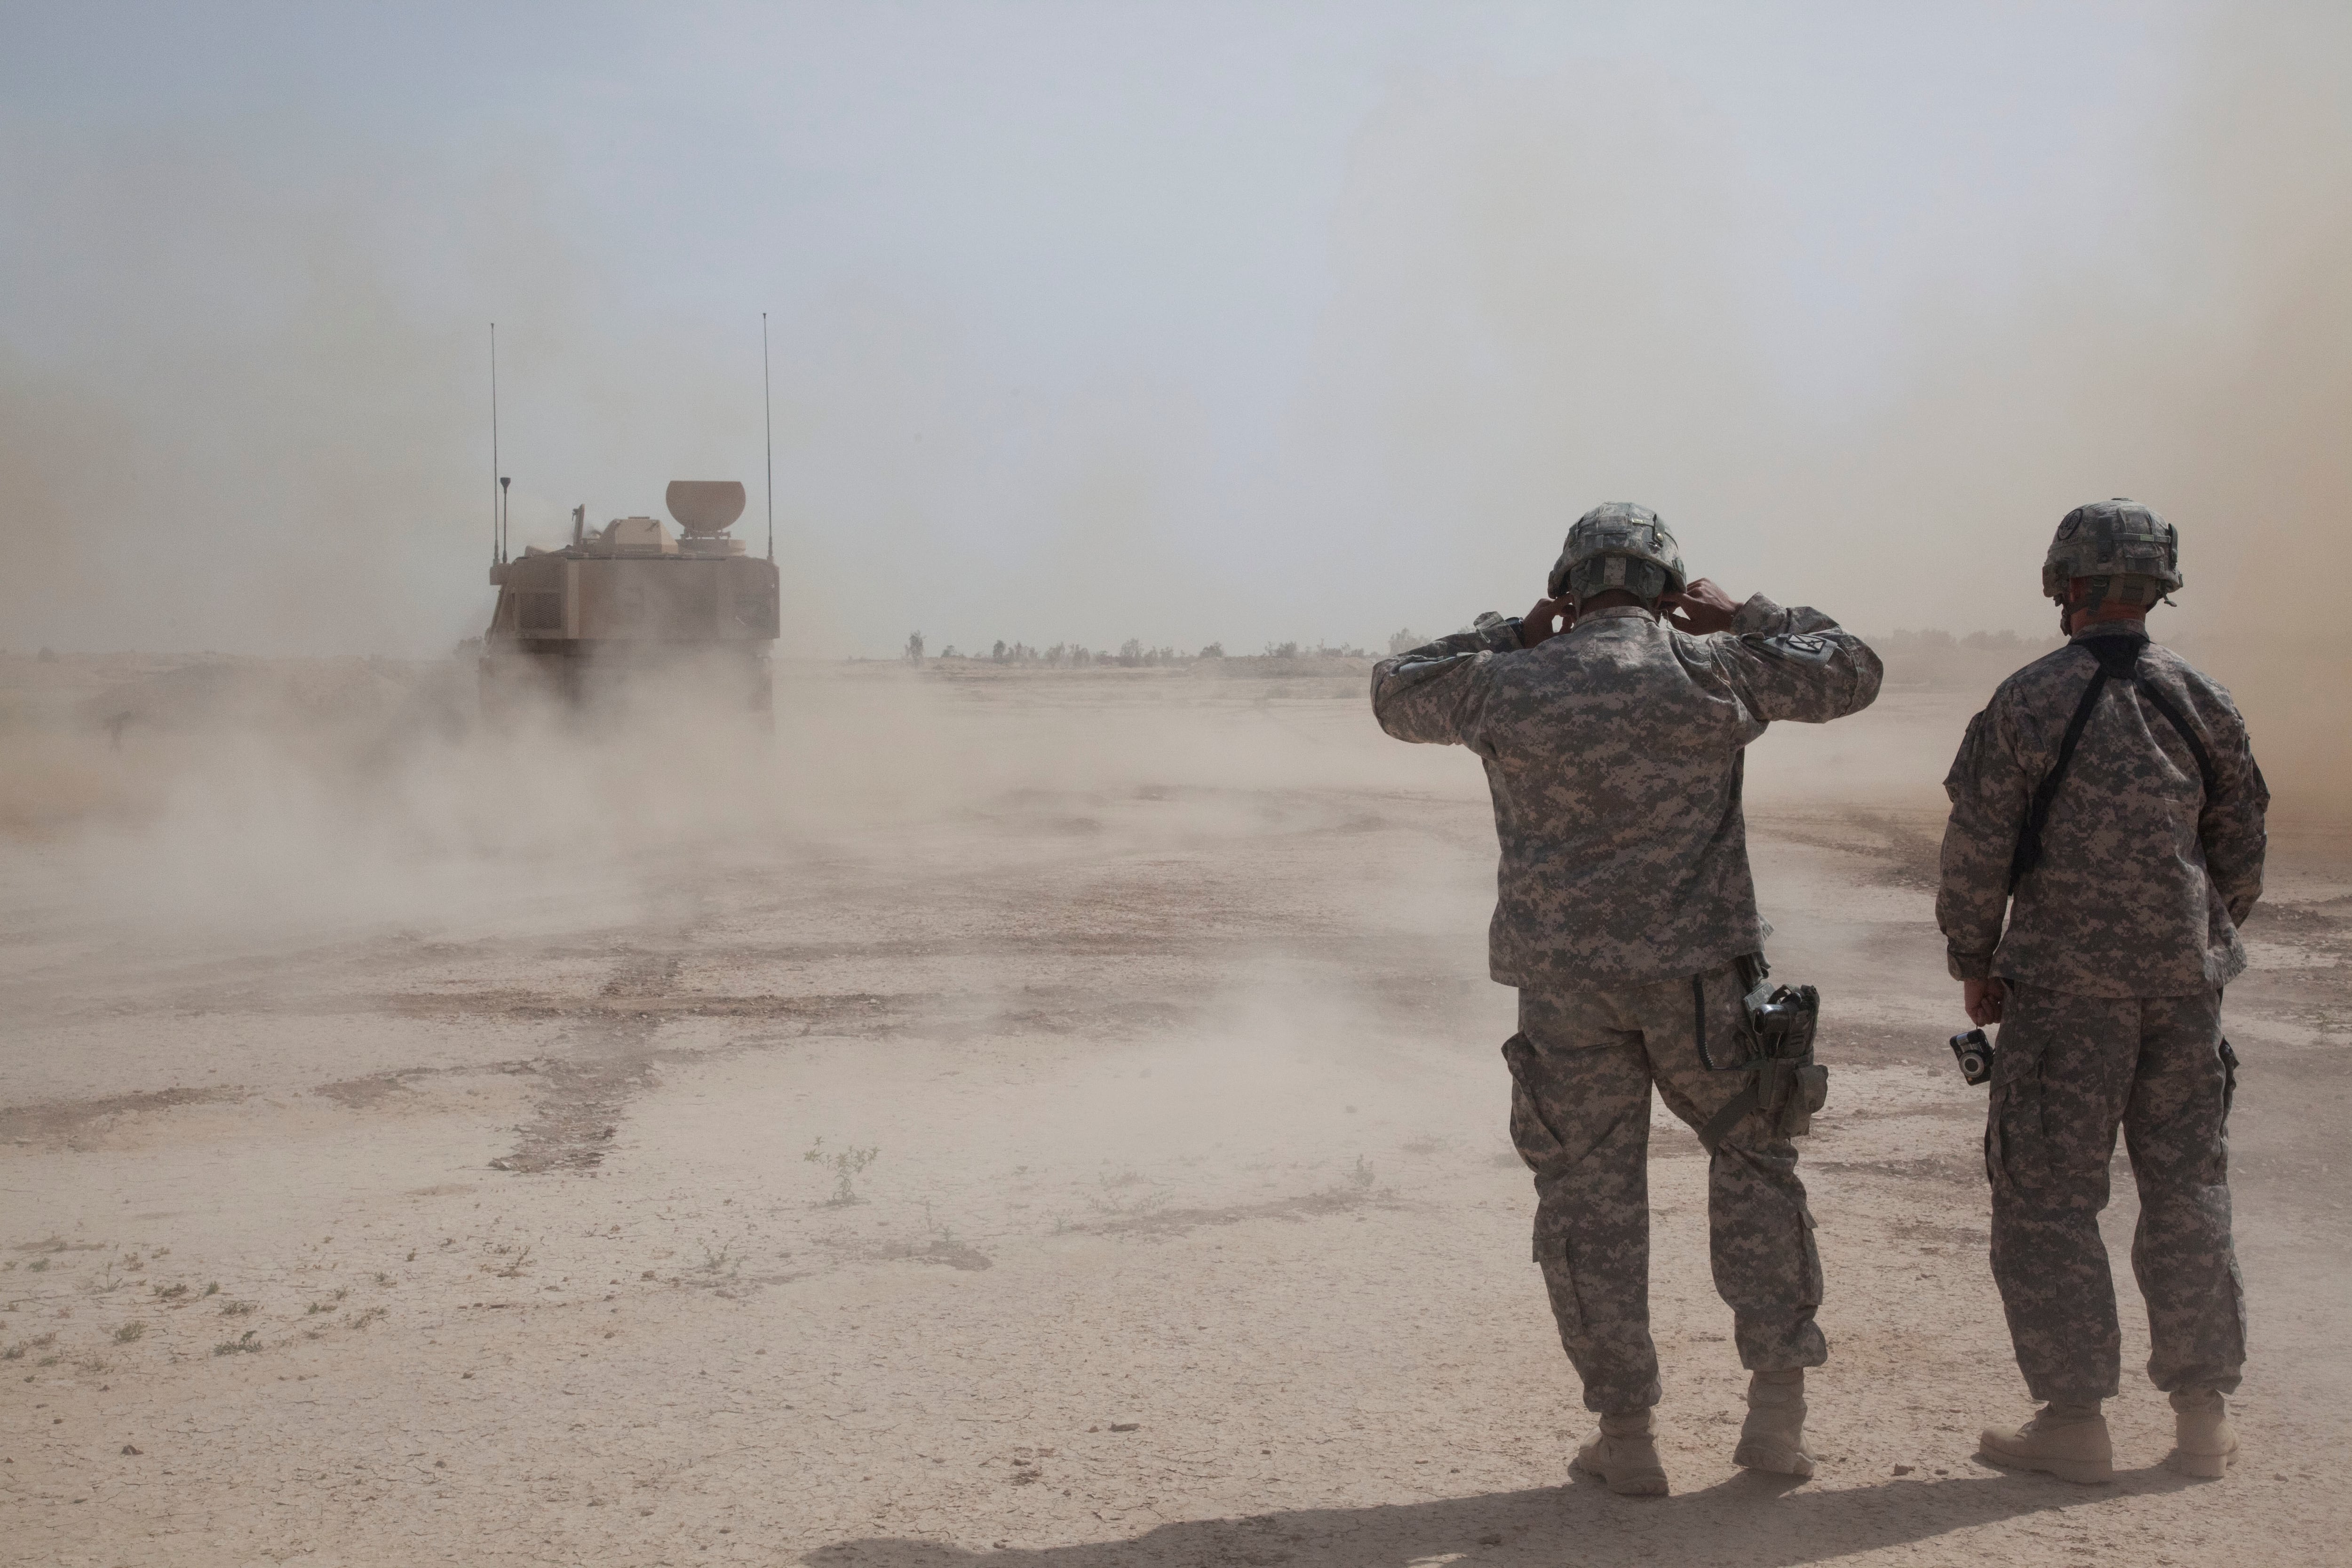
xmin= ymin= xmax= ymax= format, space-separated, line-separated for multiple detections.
xmin=3 ymin=1 xmax=2340 ymax=660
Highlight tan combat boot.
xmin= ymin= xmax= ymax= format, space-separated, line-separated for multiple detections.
xmin=1978 ymin=1401 xmax=2113 ymax=1484
xmin=1572 ymin=1408 xmax=1669 ymax=1496
xmin=2164 ymin=1388 xmax=2238 ymax=1479
xmin=1733 ymin=1368 xmax=1814 ymax=1479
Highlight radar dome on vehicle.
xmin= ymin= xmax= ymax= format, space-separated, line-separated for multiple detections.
xmin=665 ymin=480 xmax=747 ymax=537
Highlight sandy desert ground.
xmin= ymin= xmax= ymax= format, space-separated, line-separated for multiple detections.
xmin=2 ymin=654 xmax=2347 ymax=1567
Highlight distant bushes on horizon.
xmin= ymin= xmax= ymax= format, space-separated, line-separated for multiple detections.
xmin=905 ymin=636 xmax=1373 ymax=668
xmin=890 ymin=624 xmax=2053 ymax=685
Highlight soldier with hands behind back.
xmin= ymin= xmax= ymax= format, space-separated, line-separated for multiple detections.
xmin=1939 ymin=500 xmax=2267 ymax=1484
xmin=1371 ymin=504 xmax=1882 ymax=1495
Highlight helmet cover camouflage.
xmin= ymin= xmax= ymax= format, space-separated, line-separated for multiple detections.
xmin=2042 ymin=498 xmax=2182 ymax=606
xmin=1548 ymin=502 xmax=1689 ymax=603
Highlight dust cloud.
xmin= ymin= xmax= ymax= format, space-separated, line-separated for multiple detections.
xmin=6 ymin=11 xmax=2351 ymax=1563
xmin=1271 ymin=4 xmax=2350 ymax=815
xmin=7 ymin=11 xmax=2345 ymax=810
xmin=0 ymin=650 xmax=1459 ymax=954
xmin=0 ymin=3 xmax=2341 ymax=1022
xmin=0 ymin=4 xmax=2340 ymax=1057
xmin=1827 ymin=2 xmax=2352 ymax=815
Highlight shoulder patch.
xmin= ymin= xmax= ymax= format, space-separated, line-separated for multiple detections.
xmin=1746 ymin=631 xmax=1836 ymax=664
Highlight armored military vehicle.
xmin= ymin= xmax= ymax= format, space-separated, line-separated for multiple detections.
xmin=480 ymin=480 xmax=779 ymax=715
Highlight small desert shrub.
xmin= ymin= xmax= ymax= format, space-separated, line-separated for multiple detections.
xmin=804 ymin=1138 xmax=879 ymax=1204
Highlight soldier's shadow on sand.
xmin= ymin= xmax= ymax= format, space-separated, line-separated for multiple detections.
xmin=804 ymin=1464 xmax=2204 ymax=1568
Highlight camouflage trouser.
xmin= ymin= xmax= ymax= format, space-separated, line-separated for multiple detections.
xmin=1509 ymin=966 xmax=1828 ymax=1415
xmin=1986 ymin=983 xmax=2244 ymax=1404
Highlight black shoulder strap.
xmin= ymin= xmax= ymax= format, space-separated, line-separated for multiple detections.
xmin=2008 ymin=632 xmax=2213 ymax=890
xmin=2009 ymin=644 xmax=2119 ymax=891
xmin=2135 ymin=681 xmax=2217 ymax=801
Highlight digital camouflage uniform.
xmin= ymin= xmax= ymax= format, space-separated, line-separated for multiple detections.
xmin=1373 ymin=595 xmax=1883 ymax=1411
xmin=1938 ymin=625 xmax=2267 ymax=1404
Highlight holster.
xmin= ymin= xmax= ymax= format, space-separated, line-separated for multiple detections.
xmin=1696 ymin=953 xmax=1828 ymax=1156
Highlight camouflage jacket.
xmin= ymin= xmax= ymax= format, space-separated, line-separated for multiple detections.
xmin=1936 ymin=625 xmax=2268 ymax=997
xmin=1371 ymin=597 xmax=1883 ymax=988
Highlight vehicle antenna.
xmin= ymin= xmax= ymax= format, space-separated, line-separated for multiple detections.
xmin=500 ymin=476 xmax=512 ymax=563
xmin=762 ymin=310 xmax=774 ymax=563
xmin=489 ymin=322 xmax=501 ymax=565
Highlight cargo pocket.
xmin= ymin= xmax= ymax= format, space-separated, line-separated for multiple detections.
xmin=1779 ymin=1064 xmax=1829 ymax=1139
xmin=1501 ymin=1033 xmax=1565 ymax=1176
xmin=2218 ymin=1038 xmax=2239 ymax=1122
xmin=1985 ymin=1067 xmax=2051 ymax=1197
xmin=1504 ymin=1033 xmax=1592 ymax=1276
xmin=1796 ymin=1203 xmax=1823 ymax=1308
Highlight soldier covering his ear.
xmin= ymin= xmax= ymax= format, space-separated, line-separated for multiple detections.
xmin=1372 ymin=503 xmax=1882 ymax=1495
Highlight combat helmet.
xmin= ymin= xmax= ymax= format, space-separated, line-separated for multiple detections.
xmin=1548 ymin=503 xmax=1688 ymax=604
xmin=2042 ymin=498 xmax=2182 ymax=610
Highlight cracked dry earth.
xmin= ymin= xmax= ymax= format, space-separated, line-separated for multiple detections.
xmin=2 ymin=668 xmax=2348 ymax=1567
